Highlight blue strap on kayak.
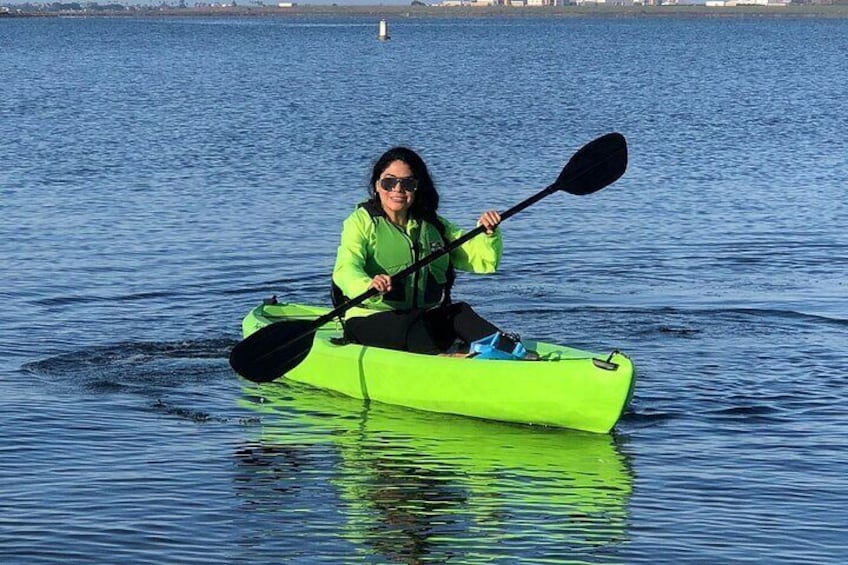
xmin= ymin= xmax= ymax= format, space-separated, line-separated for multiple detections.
xmin=469 ymin=332 xmax=527 ymax=361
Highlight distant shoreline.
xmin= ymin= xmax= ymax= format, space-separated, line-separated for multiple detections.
xmin=4 ymin=4 xmax=848 ymax=19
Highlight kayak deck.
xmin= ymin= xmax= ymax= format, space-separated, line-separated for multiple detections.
xmin=241 ymin=302 xmax=636 ymax=433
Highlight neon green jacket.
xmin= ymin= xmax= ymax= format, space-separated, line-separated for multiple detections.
xmin=332 ymin=204 xmax=502 ymax=316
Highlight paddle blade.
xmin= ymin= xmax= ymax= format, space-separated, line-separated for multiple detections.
xmin=555 ymin=132 xmax=628 ymax=196
xmin=229 ymin=319 xmax=318 ymax=383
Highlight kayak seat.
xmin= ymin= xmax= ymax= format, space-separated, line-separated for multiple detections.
xmin=330 ymin=281 xmax=347 ymax=309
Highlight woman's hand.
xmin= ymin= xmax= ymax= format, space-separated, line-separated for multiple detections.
xmin=477 ymin=210 xmax=501 ymax=235
xmin=369 ymin=274 xmax=392 ymax=294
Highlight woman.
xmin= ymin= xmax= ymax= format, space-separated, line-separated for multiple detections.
xmin=332 ymin=146 xmax=518 ymax=356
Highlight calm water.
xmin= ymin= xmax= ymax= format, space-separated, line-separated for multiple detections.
xmin=2 ymin=15 xmax=847 ymax=563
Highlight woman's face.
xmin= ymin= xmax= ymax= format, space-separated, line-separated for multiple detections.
xmin=375 ymin=159 xmax=416 ymax=218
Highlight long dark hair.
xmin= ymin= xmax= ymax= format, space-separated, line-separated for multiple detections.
xmin=369 ymin=146 xmax=440 ymax=224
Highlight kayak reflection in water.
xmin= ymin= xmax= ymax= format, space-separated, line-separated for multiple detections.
xmin=234 ymin=385 xmax=635 ymax=562
xmin=332 ymin=146 xmax=524 ymax=357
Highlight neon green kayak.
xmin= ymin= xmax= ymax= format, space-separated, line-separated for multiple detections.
xmin=241 ymin=302 xmax=636 ymax=433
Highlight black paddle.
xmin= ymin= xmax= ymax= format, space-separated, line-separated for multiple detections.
xmin=230 ymin=132 xmax=628 ymax=383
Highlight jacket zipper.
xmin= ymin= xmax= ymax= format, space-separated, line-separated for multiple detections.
xmin=391 ymin=222 xmax=420 ymax=309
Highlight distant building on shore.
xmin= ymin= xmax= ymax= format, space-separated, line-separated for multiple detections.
xmin=452 ymin=0 xmax=570 ymax=5
xmin=706 ymin=0 xmax=787 ymax=5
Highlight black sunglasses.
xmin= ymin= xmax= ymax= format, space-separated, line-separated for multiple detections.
xmin=379 ymin=176 xmax=418 ymax=193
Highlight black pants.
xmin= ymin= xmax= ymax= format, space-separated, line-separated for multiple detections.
xmin=344 ymin=302 xmax=500 ymax=355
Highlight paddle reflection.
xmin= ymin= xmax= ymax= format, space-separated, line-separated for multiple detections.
xmin=235 ymin=382 xmax=634 ymax=563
